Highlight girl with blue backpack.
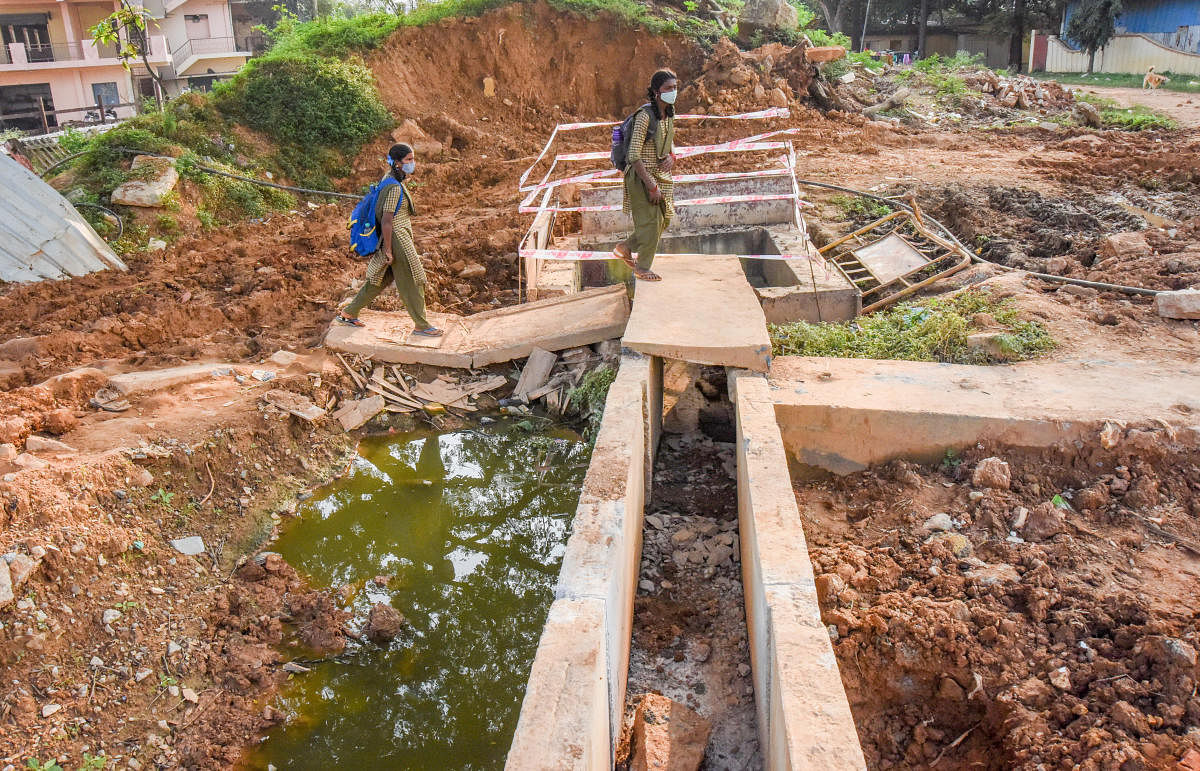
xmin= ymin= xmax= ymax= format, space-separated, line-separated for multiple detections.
xmin=336 ymin=143 xmax=442 ymax=337
xmin=612 ymin=69 xmax=678 ymax=283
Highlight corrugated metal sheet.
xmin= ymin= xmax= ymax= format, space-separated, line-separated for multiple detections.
xmin=0 ymin=153 xmax=127 ymax=283
xmin=1065 ymin=0 xmax=1200 ymax=53
xmin=1044 ymin=33 xmax=1200 ymax=75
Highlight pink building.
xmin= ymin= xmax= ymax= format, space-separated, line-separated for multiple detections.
xmin=1 ymin=0 xmax=255 ymax=131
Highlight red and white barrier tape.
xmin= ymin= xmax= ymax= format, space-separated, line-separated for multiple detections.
xmin=519 ymin=191 xmax=812 ymax=214
xmin=518 ymin=107 xmax=792 ymax=191
xmin=518 ymin=248 xmax=823 ymax=262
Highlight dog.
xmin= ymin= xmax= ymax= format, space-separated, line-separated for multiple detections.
xmin=1143 ymin=66 xmax=1170 ymax=89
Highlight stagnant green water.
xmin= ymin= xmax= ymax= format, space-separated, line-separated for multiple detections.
xmin=247 ymin=421 xmax=591 ymax=770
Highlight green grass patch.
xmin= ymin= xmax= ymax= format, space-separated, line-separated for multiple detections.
xmin=1035 ymin=71 xmax=1200 ymax=94
xmin=1075 ymin=93 xmax=1178 ymax=130
xmin=769 ymin=288 xmax=1055 ymax=364
xmin=829 ymin=194 xmax=892 ymax=220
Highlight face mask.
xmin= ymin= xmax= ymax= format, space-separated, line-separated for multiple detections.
xmin=401 ymin=161 xmax=416 ymax=174
xmin=660 ymin=89 xmax=677 ymax=105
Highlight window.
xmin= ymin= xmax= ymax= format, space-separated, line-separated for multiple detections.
xmin=184 ymin=13 xmax=210 ymax=39
xmin=1 ymin=13 xmax=52 ymax=62
xmin=92 ymin=81 xmax=119 ymax=110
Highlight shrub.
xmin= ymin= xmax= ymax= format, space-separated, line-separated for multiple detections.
xmin=214 ymin=55 xmax=392 ymax=153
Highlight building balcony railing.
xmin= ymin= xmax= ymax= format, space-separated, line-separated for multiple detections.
xmin=2 ymin=36 xmax=166 ymax=68
xmin=24 ymin=41 xmax=85 ymax=63
xmin=170 ymin=36 xmax=251 ymax=71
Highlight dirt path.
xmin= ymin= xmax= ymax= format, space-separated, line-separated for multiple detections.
xmin=1071 ymin=84 xmax=1200 ymax=128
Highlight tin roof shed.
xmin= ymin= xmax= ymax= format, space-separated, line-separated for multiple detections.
xmin=0 ymin=153 xmax=127 ymax=283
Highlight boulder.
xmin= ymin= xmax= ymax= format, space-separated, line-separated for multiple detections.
xmin=972 ymin=457 xmax=1011 ymax=490
xmin=0 ymin=443 xmax=16 ymax=462
xmin=629 ymin=693 xmax=712 ymax=771
xmin=738 ymin=0 xmax=798 ymax=41
xmin=1154 ymin=288 xmax=1200 ymax=320
xmin=393 ymin=119 xmax=445 ymax=157
xmin=110 ymin=156 xmax=179 ymax=208
xmin=1075 ymin=101 xmax=1102 ymax=128
xmin=967 ymin=332 xmax=1017 ymax=362
xmin=1022 ymin=502 xmax=1063 ymax=541
xmin=364 ymin=602 xmax=405 ymax=644
xmin=1097 ymin=231 xmax=1150 ymax=260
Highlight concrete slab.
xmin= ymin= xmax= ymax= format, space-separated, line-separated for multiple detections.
xmin=770 ymin=355 xmax=1200 ymax=474
xmin=324 ymin=286 xmax=629 ymax=369
xmin=108 ymin=363 xmax=242 ymax=396
xmin=623 ymin=255 xmax=772 ymax=372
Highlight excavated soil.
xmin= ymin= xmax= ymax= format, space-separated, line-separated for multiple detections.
xmin=796 ymin=428 xmax=1200 ymax=769
xmin=2 ymin=2 xmax=1200 ymax=766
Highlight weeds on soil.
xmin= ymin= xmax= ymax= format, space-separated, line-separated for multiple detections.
xmin=830 ymin=194 xmax=892 ymax=221
xmin=568 ymin=365 xmax=617 ymax=442
xmin=769 ymin=288 xmax=1055 ymax=363
xmin=1075 ymin=93 xmax=1178 ymax=131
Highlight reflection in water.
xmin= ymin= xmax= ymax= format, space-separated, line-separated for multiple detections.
xmin=248 ymin=421 xmax=591 ymax=770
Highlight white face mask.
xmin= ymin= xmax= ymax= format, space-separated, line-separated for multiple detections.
xmin=660 ymin=89 xmax=677 ymax=105
xmin=401 ymin=161 xmax=416 ymax=174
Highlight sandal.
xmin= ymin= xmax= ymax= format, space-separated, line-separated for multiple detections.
xmin=613 ymin=245 xmax=661 ymax=281
xmin=335 ymin=314 xmax=365 ymax=328
xmin=613 ymin=244 xmax=637 ymax=271
xmin=413 ymin=327 xmax=443 ymax=337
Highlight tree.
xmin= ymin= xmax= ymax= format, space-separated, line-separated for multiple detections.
xmin=1065 ymin=0 xmax=1122 ymax=74
xmin=1008 ymin=0 xmax=1025 ymax=70
xmin=89 ymin=1 xmax=164 ymax=94
xmin=917 ymin=0 xmax=929 ymax=58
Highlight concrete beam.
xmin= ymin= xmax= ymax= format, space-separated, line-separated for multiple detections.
xmin=731 ymin=370 xmax=867 ymax=771
xmin=580 ymin=177 xmax=795 ymax=236
xmin=769 ymin=356 xmax=1200 ymax=474
xmin=623 ymin=255 xmax=773 ymax=372
xmin=509 ymin=353 xmax=661 ymax=769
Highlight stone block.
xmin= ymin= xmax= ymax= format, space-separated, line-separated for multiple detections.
xmin=1154 ymin=288 xmax=1200 ymax=320
xmin=110 ymin=156 xmax=179 ymax=208
xmin=1097 ymin=231 xmax=1150 ymax=260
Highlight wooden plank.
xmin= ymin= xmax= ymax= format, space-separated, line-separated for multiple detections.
xmin=513 ymin=347 xmax=557 ymax=400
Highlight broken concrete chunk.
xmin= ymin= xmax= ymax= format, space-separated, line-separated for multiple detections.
xmin=738 ymin=0 xmax=797 ymax=41
xmin=1154 ymin=288 xmax=1200 ymax=320
xmin=629 ymin=692 xmax=713 ymax=771
xmin=169 ymin=536 xmax=206 ymax=556
xmin=513 ymin=347 xmax=557 ymax=401
xmin=24 ymin=434 xmax=77 ymax=455
xmin=332 ymin=395 xmax=386 ymax=431
xmin=923 ymin=512 xmax=954 ymax=532
xmin=13 ymin=453 xmax=49 ymax=470
xmin=251 ymin=369 xmax=276 ymax=382
xmin=457 ymin=263 xmax=486 ymax=279
xmin=102 ymin=609 xmax=122 ymax=626
xmin=181 ymin=687 xmax=199 ymax=703
xmin=41 ymin=703 xmax=62 ymax=718
xmin=0 ymin=560 xmax=13 ymax=609
xmin=8 ymin=553 xmax=37 ymax=587
xmin=268 ymin=350 xmax=300 ymax=367
xmin=0 ymin=443 xmax=15 ymax=462
xmin=263 ymin=389 xmax=327 ymax=422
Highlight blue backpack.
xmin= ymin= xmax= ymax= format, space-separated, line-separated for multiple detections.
xmin=349 ymin=177 xmax=402 ymax=257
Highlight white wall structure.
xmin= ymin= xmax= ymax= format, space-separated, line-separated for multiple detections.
xmin=1044 ymin=33 xmax=1200 ymax=75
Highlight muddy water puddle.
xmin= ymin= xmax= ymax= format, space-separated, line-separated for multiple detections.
xmin=246 ymin=420 xmax=590 ymax=769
